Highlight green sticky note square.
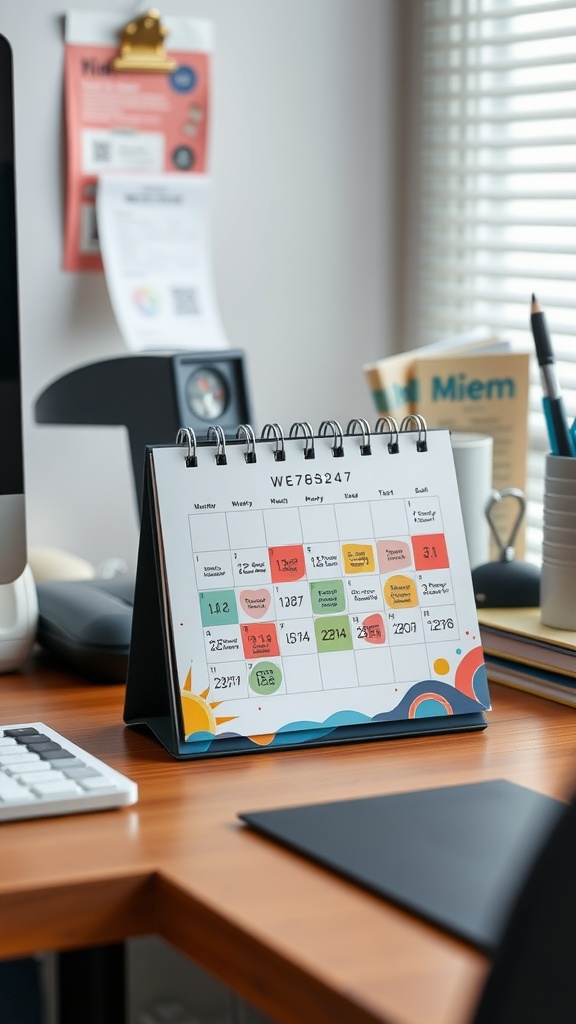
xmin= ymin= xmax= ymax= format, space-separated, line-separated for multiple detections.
xmin=314 ymin=615 xmax=353 ymax=652
xmin=309 ymin=579 xmax=345 ymax=615
xmin=199 ymin=590 xmax=238 ymax=626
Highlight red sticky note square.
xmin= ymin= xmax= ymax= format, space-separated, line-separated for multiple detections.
xmin=411 ymin=533 xmax=449 ymax=570
xmin=269 ymin=545 xmax=306 ymax=583
xmin=241 ymin=622 xmax=280 ymax=659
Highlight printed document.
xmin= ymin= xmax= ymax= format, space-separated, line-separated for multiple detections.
xmin=96 ymin=174 xmax=229 ymax=352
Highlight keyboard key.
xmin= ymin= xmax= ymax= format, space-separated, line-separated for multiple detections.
xmin=78 ymin=777 xmax=120 ymax=792
xmin=14 ymin=770 xmax=66 ymax=785
xmin=38 ymin=748 xmax=76 ymax=761
xmin=0 ymin=751 xmax=40 ymax=765
xmin=63 ymin=766 xmax=100 ymax=780
xmin=0 ymin=774 xmax=35 ymax=803
xmin=4 ymin=728 xmax=40 ymax=738
xmin=22 ymin=740 xmax=63 ymax=752
xmin=31 ymin=779 xmax=81 ymax=797
xmin=14 ymin=733 xmax=51 ymax=745
xmin=5 ymin=760 xmax=53 ymax=776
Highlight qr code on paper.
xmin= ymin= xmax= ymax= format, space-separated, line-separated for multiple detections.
xmin=92 ymin=139 xmax=112 ymax=164
xmin=172 ymin=288 xmax=200 ymax=315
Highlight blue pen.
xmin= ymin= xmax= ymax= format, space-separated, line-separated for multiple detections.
xmin=530 ymin=294 xmax=575 ymax=457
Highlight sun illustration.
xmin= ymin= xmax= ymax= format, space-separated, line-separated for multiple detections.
xmin=180 ymin=669 xmax=238 ymax=737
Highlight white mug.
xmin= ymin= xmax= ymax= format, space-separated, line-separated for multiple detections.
xmin=450 ymin=432 xmax=494 ymax=569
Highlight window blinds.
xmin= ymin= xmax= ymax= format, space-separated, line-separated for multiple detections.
xmin=410 ymin=0 xmax=576 ymax=562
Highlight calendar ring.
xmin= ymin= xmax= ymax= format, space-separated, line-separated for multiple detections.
xmin=236 ymin=424 xmax=257 ymax=464
xmin=288 ymin=420 xmax=316 ymax=460
xmin=374 ymin=415 xmax=400 ymax=454
xmin=207 ymin=424 xmax=228 ymax=465
xmin=261 ymin=422 xmax=286 ymax=462
xmin=175 ymin=427 xmax=198 ymax=467
xmin=400 ymin=414 xmax=428 ymax=452
xmin=346 ymin=417 xmax=372 ymax=456
xmin=318 ymin=419 xmax=345 ymax=458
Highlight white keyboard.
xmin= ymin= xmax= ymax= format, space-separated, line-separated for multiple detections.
xmin=0 ymin=722 xmax=138 ymax=821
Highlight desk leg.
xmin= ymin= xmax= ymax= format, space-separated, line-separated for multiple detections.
xmin=0 ymin=957 xmax=43 ymax=1023
xmin=58 ymin=944 xmax=126 ymax=1024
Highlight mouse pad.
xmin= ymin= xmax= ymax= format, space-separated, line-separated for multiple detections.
xmin=239 ymin=779 xmax=565 ymax=953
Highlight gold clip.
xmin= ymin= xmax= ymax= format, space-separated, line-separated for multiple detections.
xmin=111 ymin=9 xmax=177 ymax=73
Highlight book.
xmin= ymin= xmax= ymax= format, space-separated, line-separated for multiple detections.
xmin=363 ymin=335 xmax=531 ymax=557
xmin=363 ymin=326 xmax=507 ymax=418
xmin=484 ymin=655 xmax=576 ymax=708
xmin=478 ymin=605 xmax=576 ymax=679
xmin=123 ymin=418 xmax=491 ymax=759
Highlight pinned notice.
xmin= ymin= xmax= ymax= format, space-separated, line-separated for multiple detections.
xmin=64 ymin=10 xmax=213 ymax=272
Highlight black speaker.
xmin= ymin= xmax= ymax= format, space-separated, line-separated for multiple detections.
xmin=35 ymin=350 xmax=252 ymax=507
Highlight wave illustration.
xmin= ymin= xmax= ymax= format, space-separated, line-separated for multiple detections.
xmin=182 ymin=676 xmax=487 ymax=752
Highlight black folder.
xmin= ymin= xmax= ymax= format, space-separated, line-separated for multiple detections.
xmin=239 ymin=779 xmax=565 ymax=953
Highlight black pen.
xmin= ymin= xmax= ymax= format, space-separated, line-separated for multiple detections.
xmin=530 ymin=294 xmax=575 ymax=457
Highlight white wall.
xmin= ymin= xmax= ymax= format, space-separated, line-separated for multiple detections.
xmin=3 ymin=0 xmax=397 ymax=572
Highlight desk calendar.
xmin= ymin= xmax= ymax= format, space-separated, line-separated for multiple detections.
xmin=124 ymin=418 xmax=490 ymax=758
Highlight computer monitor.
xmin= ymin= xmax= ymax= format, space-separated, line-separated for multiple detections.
xmin=0 ymin=33 xmax=27 ymax=584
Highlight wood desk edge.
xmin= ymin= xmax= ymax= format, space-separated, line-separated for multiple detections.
xmin=0 ymin=666 xmax=575 ymax=1024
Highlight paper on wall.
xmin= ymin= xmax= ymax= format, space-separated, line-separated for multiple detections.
xmin=64 ymin=10 xmax=213 ymax=272
xmin=96 ymin=173 xmax=229 ymax=353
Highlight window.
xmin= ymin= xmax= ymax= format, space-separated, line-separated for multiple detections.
xmin=404 ymin=0 xmax=576 ymax=563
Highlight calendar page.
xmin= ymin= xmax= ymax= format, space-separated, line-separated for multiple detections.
xmin=149 ymin=426 xmax=490 ymax=753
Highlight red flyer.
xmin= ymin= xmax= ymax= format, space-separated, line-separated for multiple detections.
xmin=64 ymin=11 xmax=213 ymax=272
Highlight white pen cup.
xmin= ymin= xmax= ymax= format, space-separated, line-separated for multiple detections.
xmin=541 ymin=454 xmax=576 ymax=629
xmin=450 ymin=432 xmax=493 ymax=569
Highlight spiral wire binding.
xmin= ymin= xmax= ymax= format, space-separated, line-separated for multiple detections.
xmin=261 ymin=422 xmax=286 ymax=461
xmin=176 ymin=415 xmax=430 ymax=466
xmin=346 ymin=417 xmax=372 ymax=456
xmin=399 ymin=414 xmax=428 ymax=452
xmin=374 ymin=415 xmax=400 ymax=454
xmin=175 ymin=427 xmax=198 ymax=467
xmin=318 ymin=419 xmax=345 ymax=457
xmin=207 ymin=424 xmax=228 ymax=464
xmin=236 ymin=424 xmax=257 ymax=463
xmin=288 ymin=420 xmax=315 ymax=460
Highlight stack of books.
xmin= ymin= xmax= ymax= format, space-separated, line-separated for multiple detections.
xmin=477 ymin=606 xmax=576 ymax=707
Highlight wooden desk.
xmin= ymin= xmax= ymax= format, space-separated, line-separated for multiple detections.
xmin=0 ymin=660 xmax=575 ymax=1024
